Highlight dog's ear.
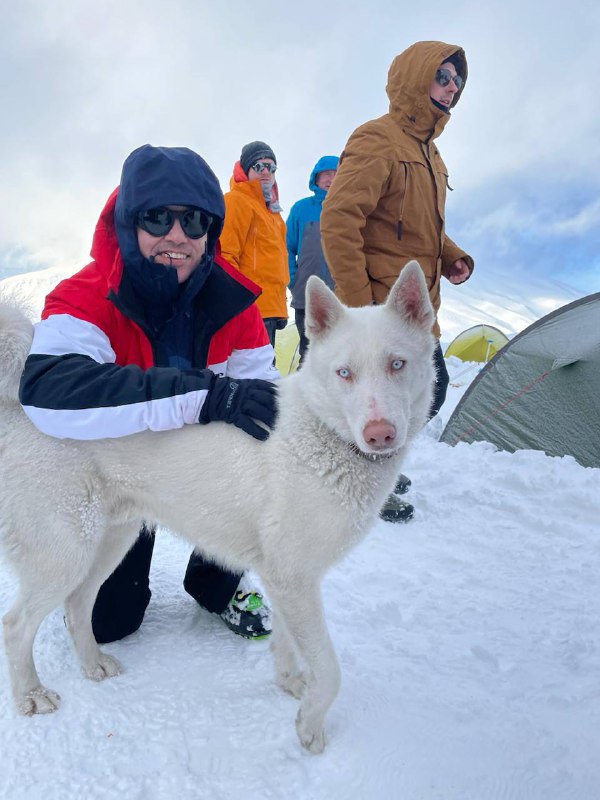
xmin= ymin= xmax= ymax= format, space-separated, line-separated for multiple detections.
xmin=387 ymin=260 xmax=435 ymax=330
xmin=305 ymin=275 xmax=345 ymax=340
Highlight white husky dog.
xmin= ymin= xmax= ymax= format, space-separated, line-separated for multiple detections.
xmin=0 ymin=261 xmax=435 ymax=753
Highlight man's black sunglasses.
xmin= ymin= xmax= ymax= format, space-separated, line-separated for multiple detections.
xmin=435 ymin=68 xmax=463 ymax=91
xmin=135 ymin=207 xmax=213 ymax=239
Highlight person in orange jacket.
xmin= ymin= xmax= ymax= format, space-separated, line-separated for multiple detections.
xmin=220 ymin=141 xmax=289 ymax=348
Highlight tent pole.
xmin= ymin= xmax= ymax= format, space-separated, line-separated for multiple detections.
xmin=484 ymin=339 xmax=493 ymax=363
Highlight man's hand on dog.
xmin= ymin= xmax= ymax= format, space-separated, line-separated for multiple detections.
xmin=199 ymin=376 xmax=278 ymax=441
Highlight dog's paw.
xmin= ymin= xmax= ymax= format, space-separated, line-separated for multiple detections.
xmin=295 ymin=710 xmax=326 ymax=754
xmin=278 ymin=670 xmax=308 ymax=699
xmin=18 ymin=686 xmax=61 ymax=716
xmin=82 ymin=653 xmax=123 ymax=682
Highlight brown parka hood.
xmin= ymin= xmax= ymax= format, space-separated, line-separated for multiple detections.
xmin=386 ymin=41 xmax=467 ymax=141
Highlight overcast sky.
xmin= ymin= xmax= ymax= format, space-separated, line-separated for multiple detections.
xmin=2 ymin=0 xmax=600 ymax=294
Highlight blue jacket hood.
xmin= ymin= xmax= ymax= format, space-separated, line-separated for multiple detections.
xmin=115 ymin=144 xmax=225 ymax=257
xmin=113 ymin=145 xmax=226 ymax=321
xmin=308 ymin=155 xmax=340 ymax=193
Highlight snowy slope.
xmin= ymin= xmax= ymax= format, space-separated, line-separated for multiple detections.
xmin=438 ymin=269 xmax=584 ymax=344
xmin=0 ymin=264 xmax=81 ymax=318
xmin=0 ymin=261 xmax=586 ymax=344
xmin=0 ymin=271 xmax=598 ymax=799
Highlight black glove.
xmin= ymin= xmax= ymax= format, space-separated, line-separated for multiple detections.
xmin=199 ymin=376 xmax=278 ymax=441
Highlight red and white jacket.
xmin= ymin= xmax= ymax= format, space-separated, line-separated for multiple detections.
xmin=19 ymin=190 xmax=279 ymax=440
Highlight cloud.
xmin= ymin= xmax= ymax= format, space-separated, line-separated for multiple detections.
xmin=546 ymin=198 xmax=600 ymax=237
xmin=2 ymin=0 xmax=600 ymax=295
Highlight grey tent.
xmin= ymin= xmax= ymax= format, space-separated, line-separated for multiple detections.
xmin=440 ymin=293 xmax=600 ymax=469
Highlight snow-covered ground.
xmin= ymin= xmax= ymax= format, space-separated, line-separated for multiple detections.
xmin=0 ymin=270 xmax=599 ymax=799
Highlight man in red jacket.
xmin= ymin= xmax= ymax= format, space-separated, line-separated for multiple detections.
xmin=20 ymin=144 xmax=279 ymax=641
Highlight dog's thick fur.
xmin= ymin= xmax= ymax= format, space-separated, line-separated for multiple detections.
xmin=0 ymin=262 xmax=435 ymax=752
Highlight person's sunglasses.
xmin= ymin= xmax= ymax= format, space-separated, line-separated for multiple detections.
xmin=251 ymin=161 xmax=277 ymax=174
xmin=435 ymin=68 xmax=463 ymax=91
xmin=135 ymin=207 xmax=213 ymax=239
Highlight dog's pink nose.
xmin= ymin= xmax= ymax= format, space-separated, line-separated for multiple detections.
xmin=363 ymin=420 xmax=397 ymax=449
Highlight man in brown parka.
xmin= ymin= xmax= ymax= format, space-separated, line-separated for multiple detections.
xmin=320 ymin=40 xmax=474 ymax=523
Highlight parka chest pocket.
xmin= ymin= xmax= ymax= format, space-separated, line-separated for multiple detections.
xmin=430 ymin=147 xmax=450 ymax=223
xmin=384 ymin=160 xmax=410 ymax=241
xmin=396 ymin=162 xmax=409 ymax=240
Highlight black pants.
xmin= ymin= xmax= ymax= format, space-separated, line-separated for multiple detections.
xmin=91 ymin=525 xmax=241 ymax=644
xmin=429 ymin=342 xmax=449 ymax=420
xmin=294 ymin=309 xmax=309 ymax=364
xmin=262 ymin=317 xmax=287 ymax=349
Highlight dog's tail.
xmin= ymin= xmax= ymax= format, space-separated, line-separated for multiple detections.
xmin=0 ymin=302 xmax=33 ymax=403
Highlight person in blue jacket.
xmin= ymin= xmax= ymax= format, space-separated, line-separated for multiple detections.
xmin=286 ymin=155 xmax=339 ymax=362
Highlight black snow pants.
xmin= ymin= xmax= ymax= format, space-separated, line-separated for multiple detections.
xmin=91 ymin=525 xmax=241 ymax=644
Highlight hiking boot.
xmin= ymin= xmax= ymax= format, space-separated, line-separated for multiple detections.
xmin=219 ymin=590 xmax=272 ymax=639
xmin=380 ymin=494 xmax=415 ymax=523
xmin=393 ymin=473 xmax=412 ymax=495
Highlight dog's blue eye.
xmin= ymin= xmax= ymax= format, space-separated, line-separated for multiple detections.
xmin=337 ymin=368 xmax=351 ymax=379
xmin=391 ymin=359 xmax=405 ymax=371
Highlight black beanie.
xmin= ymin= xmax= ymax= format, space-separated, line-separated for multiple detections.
xmin=240 ymin=141 xmax=277 ymax=175
xmin=442 ymin=51 xmax=464 ymax=79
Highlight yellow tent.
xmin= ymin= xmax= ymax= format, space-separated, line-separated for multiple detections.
xmin=444 ymin=324 xmax=509 ymax=363
xmin=274 ymin=323 xmax=301 ymax=375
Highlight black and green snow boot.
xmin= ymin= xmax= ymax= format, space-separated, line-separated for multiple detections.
xmin=379 ymin=494 xmax=415 ymax=523
xmin=393 ymin=474 xmax=412 ymax=496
